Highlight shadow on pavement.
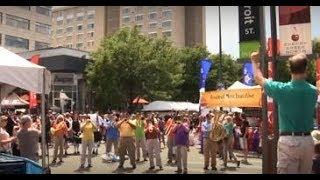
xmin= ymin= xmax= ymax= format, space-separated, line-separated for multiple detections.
xmin=142 ymin=169 xmax=163 ymax=174
xmin=112 ymin=167 xmax=134 ymax=174
xmin=74 ymin=167 xmax=91 ymax=173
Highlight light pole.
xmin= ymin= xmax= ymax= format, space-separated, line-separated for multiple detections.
xmin=218 ymin=6 xmax=223 ymax=89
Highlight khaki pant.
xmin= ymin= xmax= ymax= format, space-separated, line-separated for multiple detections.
xmin=176 ymin=145 xmax=188 ymax=171
xmin=106 ymin=139 xmax=119 ymax=155
xmin=119 ymin=137 xmax=136 ymax=167
xmin=223 ymin=136 xmax=238 ymax=164
xmin=53 ymin=135 xmax=64 ymax=161
xmin=167 ymin=136 xmax=175 ymax=162
xmin=136 ymin=137 xmax=147 ymax=160
xmin=203 ymin=138 xmax=218 ymax=168
xmin=81 ymin=140 xmax=94 ymax=165
xmin=277 ymin=136 xmax=314 ymax=174
xmin=147 ymin=138 xmax=162 ymax=167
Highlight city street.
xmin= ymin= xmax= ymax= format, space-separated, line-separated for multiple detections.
xmin=49 ymin=143 xmax=262 ymax=174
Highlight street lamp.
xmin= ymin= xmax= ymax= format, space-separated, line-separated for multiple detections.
xmin=218 ymin=6 xmax=223 ymax=90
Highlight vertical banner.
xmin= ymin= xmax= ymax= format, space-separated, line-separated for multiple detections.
xmin=29 ymin=55 xmax=40 ymax=109
xmin=317 ymin=58 xmax=320 ymax=128
xmin=199 ymin=58 xmax=213 ymax=91
xmin=279 ymin=6 xmax=312 ymax=56
xmin=267 ymin=61 xmax=274 ymax=135
xmin=239 ymin=6 xmax=261 ymax=59
xmin=243 ymin=62 xmax=254 ymax=86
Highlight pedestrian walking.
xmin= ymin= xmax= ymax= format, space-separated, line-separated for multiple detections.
xmin=251 ymin=52 xmax=318 ymax=174
xmin=51 ymin=115 xmax=68 ymax=164
xmin=145 ymin=118 xmax=163 ymax=170
xmin=222 ymin=115 xmax=240 ymax=167
xmin=165 ymin=115 xmax=176 ymax=164
xmin=134 ymin=113 xmax=148 ymax=162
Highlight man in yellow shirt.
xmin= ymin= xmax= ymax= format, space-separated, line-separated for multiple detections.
xmin=79 ymin=115 xmax=97 ymax=168
xmin=116 ymin=113 xmax=136 ymax=169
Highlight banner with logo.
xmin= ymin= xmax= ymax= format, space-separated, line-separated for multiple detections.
xmin=29 ymin=55 xmax=40 ymax=108
xmin=199 ymin=58 xmax=213 ymax=91
xmin=243 ymin=62 xmax=254 ymax=86
xmin=279 ymin=6 xmax=312 ymax=56
xmin=238 ymin=6 xmax=261 ymax=59
xmin=200 ymin=88 xmax=262 ymax=108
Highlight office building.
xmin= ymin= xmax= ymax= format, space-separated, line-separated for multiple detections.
xmin=0 ymin=6 xmax=52 ymax=53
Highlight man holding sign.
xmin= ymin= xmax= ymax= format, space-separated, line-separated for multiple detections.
xmin=251 ymin=51 xmax=317 ymax=174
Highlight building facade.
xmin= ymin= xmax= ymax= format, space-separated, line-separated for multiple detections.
xmin=0 ymin=6 xmax=52 ymax=53
xmin=120 ymin=6 xmax=206 ymax=47
xmin=51 ymin=6 xmax=120 ymax=52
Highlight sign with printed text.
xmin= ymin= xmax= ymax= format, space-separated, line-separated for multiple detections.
xmin=239 ymin=6 xmax=260 ymax=42
xmin=279 ymin=6 xmax=312 ymax=56
xmin=200 ymin=88 xmax=262 ymax=108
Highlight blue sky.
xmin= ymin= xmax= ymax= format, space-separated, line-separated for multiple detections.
xmin=206 ymin=6 xmax=320 ymax=59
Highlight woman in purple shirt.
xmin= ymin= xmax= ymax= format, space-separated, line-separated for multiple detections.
xmin=172 ymin=115 xmax=189 ymax=174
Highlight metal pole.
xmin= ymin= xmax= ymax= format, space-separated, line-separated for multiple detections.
xmin=41 ymin=69 xmax=46 ymax=168
xmin=258 ymin=6 xmax=269 ymax=174
xmin=270 ymin=5 xmax=279 ymax=174
xmin=218 ymin=6 xmax=222 ymax=86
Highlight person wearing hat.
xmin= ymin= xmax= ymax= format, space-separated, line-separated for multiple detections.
xmin=16 ymin=115 xmax=41 ymax=162
xmin=0 ymin=115 xmax=16 ymax=154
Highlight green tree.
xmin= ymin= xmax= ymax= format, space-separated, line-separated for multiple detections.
xmin=86 ymin=27 xmax=183 ymax=111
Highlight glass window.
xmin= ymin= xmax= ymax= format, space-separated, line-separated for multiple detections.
xmin=122 ymin=16 xmax=130 ymax=23
xmin=136 ymin=6 xmax=143 ymax=13
xmin=162 ymin=31 xmax=172 ymax=37
xmin=162 ymin=10 xmax=172 ymax=20
xmin=87 ymin=14 xmax=94 ymax=20
xmin=149 ymin=22 xmax=157 ymax=30
xmin=87 ymin=23 xmax=94 ymax=30
xmin=136 ymin=24 xmax=143 ymax=31
xmin=6 ymin=14 xmax=30 ymax=30
xmin=35 ymin=22 xmax=51 ymax=35
xmin=149 ymin=12 xmax=157 ymax=20
xmin=18 ymin=6 xmax=30 ymax=11
xmin=76 ymin=13 xmax=84 ymax=21
xmin=66 ymin=27 xmax=73 ymax=33
xmin=66 ymin=36 xmax=72 ymax=43
xmin=148 ymin=6 xmax=157 ymax=12
xmin=35 ymin=41 xmax=49 ymax=50
xmin=77 ymin=25 xmax=83 ymax=31
xmin=162 ymin=21 xmax=171 ymax=29
xmin=148 ymin=32 xmax=157 ymax=38
xmin=77 ymin=34 xmax=83 ymax=40
xmin=135 ymin=15 xmax=143 ymax=22
xmin=5 ymin=35 xmax=29 ymax=49
xmin=87 ymin=32 xmax=94 ymax=38
xmin=56 ymin=29 xmax=63 ymax=35
xmin=66 ymin=18 xmax=73 ymax=24
xmin=36 ymin=6 xmax=51 ymax=16
xmin=66 ymin=44 xmax=72 ymax=48
xmin=76 ymin=43 xmax=83 ymax=49
xmin=87 ymin=41 xmax=94 ymax=47
xmin=122 ymin=7 xmax=130 ymax=15
xmin=57 ymin=19 xmax=63 ymax=26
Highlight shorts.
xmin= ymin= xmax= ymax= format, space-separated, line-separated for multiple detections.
xmin=239 ymin=137 xmax=248 ymax=150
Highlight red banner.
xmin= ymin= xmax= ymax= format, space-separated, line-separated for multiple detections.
xmin=29 ymin=55 xmax=40 ymax=108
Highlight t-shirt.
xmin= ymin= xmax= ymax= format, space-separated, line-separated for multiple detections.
xmin=264 ymin=79 xmax=317 ymax=132
xmin=17 ymin=129 xmax=40 ymax=161
xmin=224 ymin=122 xmax=234 ymax=136
xmin=0 ymin=127 xmax=11 ymax=151
xmin=173 ymin=124 xmax=189 ymax=146
xmin=134 ymin=119 xmax=145 ymax=139
xmin=81 ymin=122 xmax=95 ymax=141
xmin=104 ymin=121 xmax=119 ymax=140
xmin=240 ymin=120 xmax=249 ymax=137
xmin=145 ymin=124 xmax=159 ymax=139
xmin=118 ymin=120 xmax=135 ymax=137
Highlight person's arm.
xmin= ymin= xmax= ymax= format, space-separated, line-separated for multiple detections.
xmin=251 ymin=51 xmax=266 ymax=87
xmin=127 ymin=120 xmax=136 ymax=129
xmin=0 ymin=136 xmax=16 ymax=145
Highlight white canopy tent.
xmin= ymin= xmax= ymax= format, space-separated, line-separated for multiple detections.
xmin=142 ymin=101 xmax=200 ymax=112
xmin=1 ymin=93 xmax=29 ymax=107
xmin=227 ymin=81 xmax=261 ymax=90
xmin=0 ymin=47 xmax=51 ymax=168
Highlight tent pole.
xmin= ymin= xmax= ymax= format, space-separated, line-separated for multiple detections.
xmin=41 ymin=70 xmax=46 ymax=168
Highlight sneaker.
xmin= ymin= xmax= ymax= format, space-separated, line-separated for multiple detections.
xmin=58 ymin=160 xmax=63 ymax=163
xmin=159 ymin=166 xmax=163 ymax=170
xmin=149 ymin=166 xmax=155 ymax=170
xmin=183 ymin=171 xmax=188 ymax=174
xmin=143 ymin=158 xmax=148 ymax=162
xmin=79 ymin=164 xmax=85 ymax=169
xmin=51 ymin=160 xmax=56 ymax=164
xmin=136 ymin=159 xmax=140 ymax=162
xmin=117 ymin=165 xmax=123 ymax=169
xmin=132 ymin=164 xmax=136 ymax=169
xmin=203 ymin=166 xmax=208 ymax=170
xmin=236 ymin=161 xmax=240 ymax=167
xmin=87 ymin=164 xmax=92 ymax=168
xmin=167 ymin=160 xmax=172 ymax=164
xmin=175 ymin=169 xmax=182 ymax=174
xmin=212 ymin=167 xmax=217 ymax=171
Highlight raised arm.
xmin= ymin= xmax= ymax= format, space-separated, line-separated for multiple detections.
xmin=251 ymin=51 xmax=266 ymax=86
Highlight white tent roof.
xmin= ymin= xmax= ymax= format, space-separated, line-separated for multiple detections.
xmin=0 ymin=47 xmax=51 ymax=94
xmin=1 ymin=93 xmax=29 ymax=106
xmin=227 ymin=81 xmax=260 ymax=90
xmin=142 ymin=101 xmax=199 ymax=112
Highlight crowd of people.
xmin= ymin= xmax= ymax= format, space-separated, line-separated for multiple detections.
xmin=0 ymin=108 xmax=265 ymax=174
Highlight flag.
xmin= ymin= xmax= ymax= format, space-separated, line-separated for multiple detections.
xmin=29 ymin=55 xmax=40 ymax=108
xmin=199 ymin=58 xmax=213 ymax=90
xmin=243 ymin=62 xmax=254 ymax=86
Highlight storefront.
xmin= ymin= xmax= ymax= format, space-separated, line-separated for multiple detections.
xmin=18 ymin=47 xmax=90 ymax=113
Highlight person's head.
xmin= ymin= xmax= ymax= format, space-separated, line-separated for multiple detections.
xmin=288 ymin=53 xmax=308 ymax=79
xmin=315 ymin=142 xmax=320 ymax=155
xmin=65 ymin=112 xmax=70 ymax=118
xmin=225 ymin=115 xmax=233 ymax=123
xmin=56 ymin=114 xmax=64 ymax=123
xmin=20 ymin=115 xmax=32 ymax=128
xmin=0 ymin=116 xmax=8 ymax=128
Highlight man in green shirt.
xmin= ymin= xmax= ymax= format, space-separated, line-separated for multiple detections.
xmin=251 ymin=52 xmax=318 ymax=174
xmin=134 ymin=113 xmax=148 ymax=161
